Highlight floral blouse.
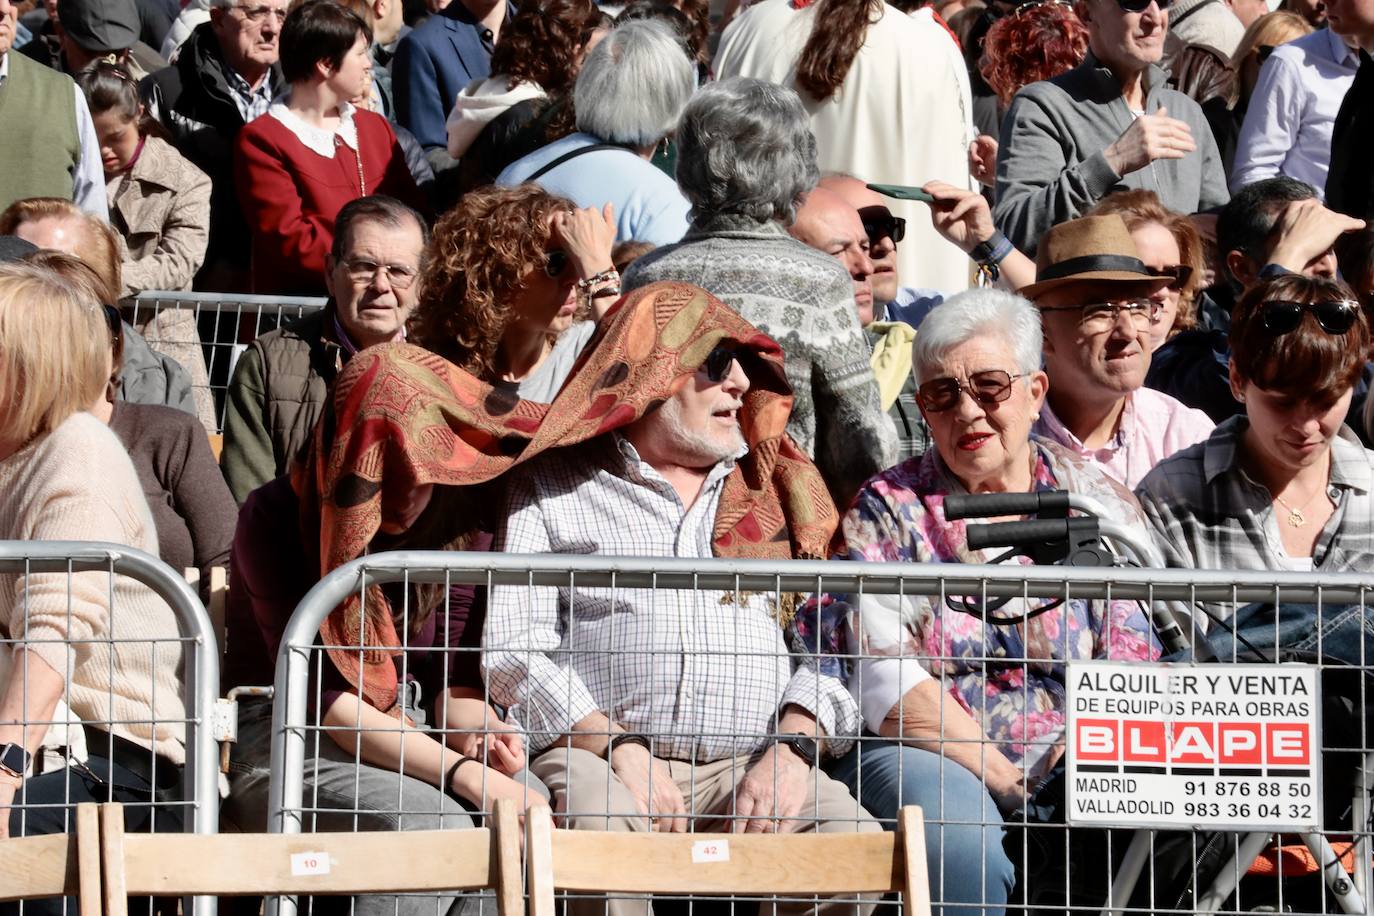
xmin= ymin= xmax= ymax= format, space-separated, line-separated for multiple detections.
xmin=794 ymin=437 xmax=1160 ymax=780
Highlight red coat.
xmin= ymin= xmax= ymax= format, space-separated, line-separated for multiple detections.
xmin=234 ymin=108 xmax=422 ymax=294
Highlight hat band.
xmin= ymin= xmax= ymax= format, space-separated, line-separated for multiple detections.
xmin=1035 ymin=254 xmax=1151 ymax=282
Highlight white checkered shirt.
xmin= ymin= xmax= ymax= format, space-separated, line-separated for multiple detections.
xmin=483 ymin=435 xmax=858 ymax=760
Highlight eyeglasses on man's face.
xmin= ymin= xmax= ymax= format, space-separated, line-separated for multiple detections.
xmin=1040 ymin=299 xmax=1160 ymax=332
xmin=860 ymin=212 xmax=906 ymax=247
xmin=342 ymin=257 xmax=419 ymax=290
xmin=233 ymin=3 xmax=288 ymax=25
xmin=917 ymin=369 xmax=1023 ymax=413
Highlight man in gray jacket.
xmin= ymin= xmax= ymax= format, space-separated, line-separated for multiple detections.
xmin=994 ymin=0 xmax=1230 ymax=255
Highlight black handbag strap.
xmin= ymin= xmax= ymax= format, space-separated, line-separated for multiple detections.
xmin=527 ymin=142 xmax=637 ymax=181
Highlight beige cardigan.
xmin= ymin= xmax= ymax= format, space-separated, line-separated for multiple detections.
xmin=0 ymin=413 xmax=187 ymax=764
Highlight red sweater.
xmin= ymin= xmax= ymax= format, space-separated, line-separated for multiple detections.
xmin=234 ymin=108 xmax=422 ymax=294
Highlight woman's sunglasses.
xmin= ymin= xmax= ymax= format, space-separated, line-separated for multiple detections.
xmin=543 ymin=249 xmax=570 ymax=279
xmin=1146 ymin=264 xmax=1193 ymax=291
xmin=702 ymin=345 xmax=739 ymax=383
xmin=917 ymin=369 xmax=1022 ymax=412
xmin=1261 ymin=299 xmax=1360 ymax=335
xmin=1116 ymin=0 xmax=1172 ymax=11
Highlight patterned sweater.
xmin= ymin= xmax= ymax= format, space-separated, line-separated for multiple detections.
xmin=623 ymin=217 xmax=897 ymax=503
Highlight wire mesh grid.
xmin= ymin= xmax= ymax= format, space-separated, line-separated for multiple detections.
xmin=0 ymin=540 xmax=221 ymax=916
xmin=123 ymin=291 xmax=328 ymax=435
xmin=255 ymin=551 xmax=1374 ymax=916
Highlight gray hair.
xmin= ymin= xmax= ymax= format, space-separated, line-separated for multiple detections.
xmin=674 ymin=77 xmax=819 ymax=226
xmin=574 ymin=19 xmax=696 ymax=148
xmin=913 ymin=288 xmax=1043 ymax=382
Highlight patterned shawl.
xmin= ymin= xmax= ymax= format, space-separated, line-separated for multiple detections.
xmin=294 ymin=281 xmax=839 ymax=711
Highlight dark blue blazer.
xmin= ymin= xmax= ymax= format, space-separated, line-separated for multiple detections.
xmin=393 ymin=2 xmax=515 ymax=151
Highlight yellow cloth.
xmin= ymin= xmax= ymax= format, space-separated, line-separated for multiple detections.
xmin=867 ymin=320 xmax=917 ymax=411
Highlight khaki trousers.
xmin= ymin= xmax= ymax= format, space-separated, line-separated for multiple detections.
xmin=531 ymin=747 xmax=881 ymax=916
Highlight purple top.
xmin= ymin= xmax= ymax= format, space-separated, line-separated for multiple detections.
xmin=223 ymin=476 xmax=487 ymax=714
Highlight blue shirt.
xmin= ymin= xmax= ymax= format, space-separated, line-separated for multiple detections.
xmin=1232 ymin=28 xmax=1359 ymax=197
xmin=497 ymin=132 xmax=691 ymax=246
xmin=884 ymin=286 xmax=945 ymax=328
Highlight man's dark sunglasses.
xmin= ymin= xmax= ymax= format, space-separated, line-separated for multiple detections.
xmin=862 ymin=214 xmax=906 ymax=245
xmin=544 ymin=249 xmax=570 ymax=278
xmin=1262 ymin=299 xmax=1360 ymax=335
xmin=917 ymin=369 xmax=1022 ymax=412
xmin=1116 ymin=0 xmax=1172 ymax=12
xmin=1145 ymin=264 xmax=1193 ymax=291
xmin=702 ymin=345 xmax=740 ymax=383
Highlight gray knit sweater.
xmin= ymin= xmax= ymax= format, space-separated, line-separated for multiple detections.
xmin=623 ymin=217 xmax=898 ymax=503
xmin=993 ymin=52 xmax=1230 ymax=255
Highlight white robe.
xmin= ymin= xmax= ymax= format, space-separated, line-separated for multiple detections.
xmin=715 ymin=0 xmax=977 ymax=295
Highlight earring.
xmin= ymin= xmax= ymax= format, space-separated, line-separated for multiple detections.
xmin=1032 ymin=412 xmax=1041 ymax=421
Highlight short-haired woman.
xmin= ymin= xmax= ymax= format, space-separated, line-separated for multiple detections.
xmin=496 ymin=19 xmax=695 ymax=246
xmin=0 ymin=262 xmax=188 ymax=902
xmin=980 ymin=0 xmax=1089 ymax=109
xmin=410 ymin=184 xmax=617 ymax=402
xmin=235 ymin=0 xmax=421 ymax=294
xmin=623 ymin=76 xmax=896 ymax=505
xmin=1137 ymin=274 xmax=1374 ymax=579
xmin=797 ymin=289 xmax=1158 ymax=916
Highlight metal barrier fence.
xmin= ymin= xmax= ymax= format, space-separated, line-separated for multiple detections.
xmin=257 ymin=551 xmax=1374 ymax=916
xmin=0 ymin=541 xmax=221 ymax=916
xmin=125 ymin=291 xmax=328 ymax=435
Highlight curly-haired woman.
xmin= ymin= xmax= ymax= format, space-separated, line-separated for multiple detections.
xmin=446 ymin=0 xmax=607 ymax=192
xmin=979 ymin=0 xmax=1089 ymax=110
xmin=410 ymin=184 xmax=617 ymax=402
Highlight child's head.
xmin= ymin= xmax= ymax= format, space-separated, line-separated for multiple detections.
xmin=74 ymin=62 xmax=150 ymax=175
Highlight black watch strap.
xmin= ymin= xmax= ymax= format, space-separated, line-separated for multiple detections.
xmin=776 ymin=733 xmax=819 ymax=768
xmin=605 ymin=733 xmax=652 ymax=758
xmin=0 ymin=742 xmax=30 ymax=778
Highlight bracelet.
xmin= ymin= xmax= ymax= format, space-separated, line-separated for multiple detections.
xmin=969 ymin=231 xmax=1013 ymax=268
xmin=444 ymin=755 xmax=478 ymax=792
xmin=590 ymin=283 xmax=621 ymax=299
xmin=577 ymin=268 xmax=619 ymax=291
xmin=603 ymin=732 xmax=652 ymax=759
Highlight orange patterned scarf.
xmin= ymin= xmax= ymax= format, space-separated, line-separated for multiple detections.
xmin=294 ymin=281 xmax=839 ymax=711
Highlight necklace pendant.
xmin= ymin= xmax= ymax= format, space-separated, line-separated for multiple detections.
xmin=1286 ymin=508 xmax=1306 ymax=528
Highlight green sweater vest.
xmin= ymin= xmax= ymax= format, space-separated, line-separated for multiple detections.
xmin=0 ymin=52 xmax=80 ymax=214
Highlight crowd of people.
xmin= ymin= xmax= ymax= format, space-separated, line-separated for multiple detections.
xmin=2 ymin=0 xmax=1374 ymax=912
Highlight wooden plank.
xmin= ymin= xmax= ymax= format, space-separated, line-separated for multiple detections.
xmin=75 ymin=803 xmax=101 ymax=916
xmin=0 ymin=833 xmax=79 ymax=901
xmin=898 ymin=806 xmax=932 ymax=916
xmin=548 ymin=829 xmax=902 ymax=895
xmin=119 ymin=828 xmax=494 ymax=895
xmin=526 ymin=804 xmax=557 ymax=916
xmin=100 ymin=803 xmax=130 ymax=916
xmin=490 ymin=798 xmax=523 ymax=916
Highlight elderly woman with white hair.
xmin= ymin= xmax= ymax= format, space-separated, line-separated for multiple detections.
xmin=623 ymin=76 xmax=896 ymax=506
xmin=496 ymin=18 xmax=695 ymax=246
xmin=793 ymin=289 xmax=1159 ymax=916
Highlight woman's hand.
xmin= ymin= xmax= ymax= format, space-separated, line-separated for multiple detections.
xmin=452 ymin=763 xmax=543 ymax=814
xmin=469 ymin=719 xmax=526 ymax=776
xmin=552 ymin=203 xmax=617 ymax=280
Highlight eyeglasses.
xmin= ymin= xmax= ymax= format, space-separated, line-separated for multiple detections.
xmin=917 ymin=369 xmax=1023 ymax=412
xmin=102 ymin=304 xmax=122 ymax=345
xmin=1116 ymin=0 xmax=1172 ymax=12
xmin=861 ymin=214 xmax=906 ymax=246
xmin=343 ymin=258 xmax=419 ymax=289
xmin=233 ymin=4 xmax=288 ymax=24
xmin=1261 ymin=299 xmax=1360 ymax=335
xmin=1040 ymin=299 xmax=1159 ymax=332
xmin=702 ymin=345 xmax=739 ymax=383
xmin=1010 ymin=0 xmax=1074 ymax=15
xmin=544 ymin=249 xmax=570 ymax=279
xmin=1145 ymin=264 xmax=1194 ymax=291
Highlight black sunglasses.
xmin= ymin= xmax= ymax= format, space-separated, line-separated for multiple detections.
xmin=1262 ymin=299 xmax=1360 ymax=335
xmin=102 ymin=304 xmax=123 ymax=344
xmin=917 ymin=369 xmax=1022 ymax=412
xmin=1116 ymin=0 xmax=1172 ymax=12
xmin=543 ymin=248 xmax=570 ymax=279
xmin=861 ymin=214 xmax=906 ymax=245
xmin=1145 ymin=264 xmax=1194 ymax=291
xmin=702 ymin=345 xmax=739 ymax=383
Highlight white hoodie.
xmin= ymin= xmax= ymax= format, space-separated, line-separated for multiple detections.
xmin=445 ymin=75 xmax=547 ymax=159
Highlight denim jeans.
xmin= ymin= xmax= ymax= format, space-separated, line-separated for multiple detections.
xmin=827 ymin=743 xmax=1015 ymax=916
xmin=1200 ymin=602 xmax=1374 ymax=666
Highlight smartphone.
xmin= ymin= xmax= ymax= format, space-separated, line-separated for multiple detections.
xmin=866 ymin=183 xmax=936 ymax=203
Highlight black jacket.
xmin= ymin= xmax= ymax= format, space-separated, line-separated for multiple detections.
xmin=1327 ymin=49 xmax=1374 ymax=220
xmin=140 ymin=23 xmax=282 ymax=289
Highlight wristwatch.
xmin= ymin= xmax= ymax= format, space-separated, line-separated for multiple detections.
xmin=0 ymin=742 xmax=30 ymax=779
xmin=775 ymin=733 xmax=819 ymax=768
xmin=604 ymin=733 xmax=652 ymax=759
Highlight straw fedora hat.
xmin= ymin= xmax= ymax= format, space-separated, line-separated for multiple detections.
xmin=1019 ymin=214 xmax=1173 ymax=299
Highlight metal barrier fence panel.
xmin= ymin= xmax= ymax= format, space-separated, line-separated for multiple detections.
xmin=0 ymin=541 xmax=221 ymax=916
xmin=261 ymin=551 xmax=1374 ymax=916
xmin=124 ymin=291 xmax=328 ymax=436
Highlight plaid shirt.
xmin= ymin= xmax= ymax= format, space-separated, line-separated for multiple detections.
xmin=1135 ymin=416 xmax=1374 ymax=593
xmin=484 ymin=435 xmax=859 ymax=759
xmin=227 ymin=66 xmax=276 ymax=124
